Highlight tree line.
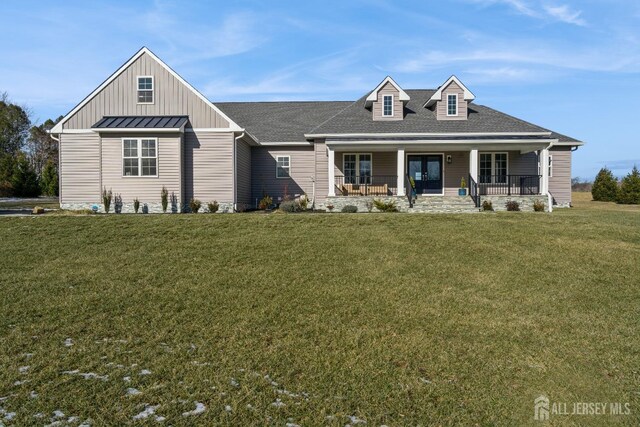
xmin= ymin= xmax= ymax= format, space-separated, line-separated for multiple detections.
xmin=0 ymin=92 xmax=61 ymax=197
xmin=591 ymin=166 xmax=640 ymax=204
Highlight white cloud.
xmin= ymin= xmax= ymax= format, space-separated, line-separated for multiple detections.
xmin=543 ymin=4 xmax=586 ymax=26
xmin=468 ymin=0 xmax=587 ymax=26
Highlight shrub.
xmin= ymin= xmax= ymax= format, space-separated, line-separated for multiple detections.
xmin=40 ymin=160 xmax=58 ymax=196
xmin=142 ymin=203 xmax=149 ymax=214
xmin=341 ymin=205 xmax=358 ymax=213
xmin=482 ymin=200 xmax=493 ymax=211
xmin=114 ymin=194 xmax=123 ymax=214
xmin=617 ymin=165 xmax=640 ymax=204
xmin=10 ymin=153 xmax=40 ymax=197
xmin=298 ymin=195 xmax=309 ymax=210
xmin=365 ymin=200 xmax=374 ymax=212
xmin=259 ymin=195 xmax=273 ymax=210
xmin=592 ymin=167 xmax=618 ymax=201
xmin=373 ymin=199 xmax=398 ymax=212
xmin=505 ymin=200 xmax=520 ymax=211
xmin=460 ymin=177 xmax=466 ymax=189
xmin=533 ymin=199 xmax=545 ymax=212
xmin=189 ymin=198 xmax=201 ymax=213
xmin=326 ymin=204 xmax=335 ymax=212
xmin=170 ymin=192 xmax=178 ymax=213
xmin=161 ymin=186 xmax=169 ymax=213
xmin=102 ymin=187 xmax=112 ymax=213
xmin=133 ymin=198 xmax=140 ymax=214
xmin=279 ymin=200 xmax=301 ymax=213
xmin=207 ymin=200 xmax=219 ymax=213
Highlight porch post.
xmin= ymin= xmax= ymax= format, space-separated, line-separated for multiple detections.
xmin=328 ymin=146 xmax=335 ymax=197
xmin=469 ymin=149 xmax=478 ymax=183
xmin=397 ymin=147 xmax=405 ymax=196
xmin=540 ymin=148 xmax=550 ymax=195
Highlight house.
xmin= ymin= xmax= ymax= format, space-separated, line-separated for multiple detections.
xmin=50 ymin=47 xmax=583 ymax=213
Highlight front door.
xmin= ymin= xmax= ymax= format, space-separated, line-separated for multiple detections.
xmin=407 ymin=155 xmax=443 ymax=195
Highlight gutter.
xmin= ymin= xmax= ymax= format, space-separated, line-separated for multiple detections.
xmin=305 ymin=131 xmax=552 ymax=139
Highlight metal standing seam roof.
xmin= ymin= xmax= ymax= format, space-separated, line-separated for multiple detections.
xmin=92 ymin=116 xmax=189 ymax=129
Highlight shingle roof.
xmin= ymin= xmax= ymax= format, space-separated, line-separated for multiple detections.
xmin=215 ymin=92 xmax=580 ymax=143
xmin=93 ymin=116 xmax=188 ymax=129
xmin=216 ymin=101 xmax=352 ymax=143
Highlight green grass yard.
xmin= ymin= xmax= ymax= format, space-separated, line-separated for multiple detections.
xmin=0 ymin=194 xmax=638 ymax=425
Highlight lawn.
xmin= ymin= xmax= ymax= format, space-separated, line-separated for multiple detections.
xmin=0 ymin=193 xmax=638 ymax=425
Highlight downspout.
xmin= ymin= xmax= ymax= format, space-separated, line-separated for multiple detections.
xmin=233 ymin=132 xmax=245 ymax=212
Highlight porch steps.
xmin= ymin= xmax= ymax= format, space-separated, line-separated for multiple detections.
xmin=408 ymin=196 xmax=479 ymax=213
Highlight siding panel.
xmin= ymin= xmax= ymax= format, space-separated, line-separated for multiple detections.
xmin=184 ymin=131 xmax=234 ymax=204
xmin=437 ymin=81 xmax=468 ymax=121
xmin=236 ymin=138 xmax=252 ymax=206
xmin=549 ymin=146 xmax=572 ymax=206
xmin=372 ymin=82 xmax=403 ymax=121
xmin=59 ymin=133 xmax=101 ymax=204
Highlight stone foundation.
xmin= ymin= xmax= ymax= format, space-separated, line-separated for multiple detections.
xmin=61 ymin=201 xmax=234 ymax=214
xmin=479 ymin=195 xmax=548 ymax=212
xmin=319 ymin=196 xmax=410 ymax=212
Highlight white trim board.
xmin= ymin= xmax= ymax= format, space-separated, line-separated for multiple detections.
xmin=424 ymin=75 xmax=475 ymax=108
xmin=50 ymin=47 xmax=243 ymax=134
xmin=364 ymin=76 xmax=410 ymax=107
xmin=306 ymin=131 xmax=552 ymax=138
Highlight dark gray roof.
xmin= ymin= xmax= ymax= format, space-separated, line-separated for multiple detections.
xmin=93 ymin=116 xmax=188 ymax=129
xmin=216 ymin=101 xmax=352 ymax=142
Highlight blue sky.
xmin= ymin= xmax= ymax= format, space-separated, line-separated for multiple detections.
xmin=1 ymin=0 xmax=639 ymax=179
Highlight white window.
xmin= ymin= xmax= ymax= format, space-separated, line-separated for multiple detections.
xmin=548 ymin=155 xmax=553 ymax=177
xmin=447 ymin=94 xmax=458 ymax=116
xmin=276 ymin=155 xmax=290 ymax=178
xmin=383 ymin=95 xmax=393 ymax=117
xmin=122 ymin=138 xmax=157 ymax=177
xmin=137 ymin=76 xmax=154 ymax=104
xmin=479 ymin=152 xmax=508 ymax=184
xmin=343 ymin=153 xmax=372 ymax=184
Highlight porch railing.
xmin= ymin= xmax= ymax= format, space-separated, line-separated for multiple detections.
xmin=334 ymin=175 xmax=397 ymax=196
xmin=478 ymin=175 xmax=541 ymax=196
xmin=468 ymin=173 xmax=480 ymax=207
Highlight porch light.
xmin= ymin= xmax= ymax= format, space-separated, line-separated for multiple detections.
xmin=446 ymin=155 xmax=452 ymax=164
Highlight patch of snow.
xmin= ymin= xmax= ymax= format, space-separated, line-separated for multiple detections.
xmin=182 ymin=402 xmax=206 ymax=416
xmin=224 ymin=405 xmax=232 ymax=412
xmin=127 ymin=388 xmax=141 ymax=396
xmin=132 ymin=405 xmax=158 ymax=420
xmin=419 ymin=377 xmax=432 ymax=384
xmin=13 ymin=380 xmax=29 ymax=386
xmin=33 ymin=412 xmax=45 ymax=418
xmin=154 ymin=415 xmax=165 ymax=422
xmin=4 ymin=412 xmax=16 ymax=420
xmin=286 ymin=423 xmax=300 ymax=427
xmin=52 ymin=410 xmax=65 ymax=418
xmin=67 ymin=416 xmax=78 ymax=423
xmin=271 ymin=399 xmax=285 ymax=408
xmin=62 ymin=370 xmax=108 ymax=381
xmin=23 ymin=353 xmax=34 ymax=359
xmin=246 ymin=404 xmax=253 ymax=410
xmin=19 ymin=366 xmax=29 ymax=374
xmin=123 ymin=376 xmax=131 ymax=382
xmin=191 ymin=361 xmax=210 ymax=366
xmin=30 ymin=391 xmax=38 ymax=399
xmin=348 ymin=415 xmax=367 ymax=425
xmin=139 ymin=369 xmax=151 ymax=376
xmin=230 ymin=378 xmax=239 ymax=387
xmin=64 ymin=338 xmax=73 ymax=347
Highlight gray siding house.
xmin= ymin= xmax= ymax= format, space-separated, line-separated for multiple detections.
xmin=50 ymin=47 xmax=583 ymax=213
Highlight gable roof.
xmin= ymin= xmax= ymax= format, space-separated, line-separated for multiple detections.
xmin=216 ymin=101 xmax=352 ymax=143
xmin=364 ymin=76 xmax=410 ymax=107
xmin=50 ymin=47 xmax=242 ymax=134
xmin=424 ymin=75 xmax=475 ymax=108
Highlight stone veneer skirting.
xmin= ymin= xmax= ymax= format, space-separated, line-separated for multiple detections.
xmin=479 ymin=195 xmax=550 ymax=212
xmin=61 ymin=202 xmax=234 ymax=214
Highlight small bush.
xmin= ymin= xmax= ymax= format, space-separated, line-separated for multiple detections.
xmin=189 ymin=198 xmax=202 ymax=213
xmin=161 ymin=186 xmax=169 ymax=213
xmin=114 ymin=194 xmax=123 ymax=214
xmin=170 ymin=192 xmax=178 ymax=213
xmin=533 ymin=199 xmax=545 ymax=212
xmin=482 ymin=200 xmax=493 ymax=211
xmin=142 ymin=204 xmax=149 ymax=214
xmin=259 ymin=195 xmax=273 ymax=210
xmin=341 ymin=205 xmax=358 ymax=213
xmin=460 ymin=177 xmax=466 ymax=189
xmin=326 ymin=204 xmax=335 ymax=212
xmin=592 ymin=167 xmax=618 ymax=201
xmin=102 ymin=187 xmax=112 ymax=213
xmin=279 ymin=200 xmax=301 ymax=213
xmin=298 ymin=195 xmax=309 ymax=210
xmin=365 ymin=200 xmax=374 ymax=212
xmin=373 ymin=199 xmax=398 ymax=212
xmin=207 ymin=201 xmax=219 ymax=213
xmin=617 ymin=165 xmax=640 ymax=204
xmin=133 ymin=198 xmax=140 ymax=214
xmin=505 ymin=200 xmax=520 ymax=211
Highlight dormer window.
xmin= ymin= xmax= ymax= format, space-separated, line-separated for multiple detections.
xmin=137 ymin=76 xmax=154 ymax=104
xmin=447 ymin=94 xmax=457 ymax=116
xmin=383 ymin=95 xmax=393 ymax=117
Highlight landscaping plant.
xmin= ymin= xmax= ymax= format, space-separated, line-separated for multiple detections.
xmin=373 ymin=199 xmax=398 ymax=212
xmin=114 ymin=194 xmax=123 ymax=214
xmin=207 ymin=201 xmax=219 ymax=213
xmin=365 ymin=200 xmax=374 ymax=212
xmin=482 ymin=200 xmax=493 ymax=211
xmin=258 ymin=195 xmax=273 ymax=210
xmin=102 ymin=187 xmax=112 ymax=213
xmin=341 ymin=205 xmax=358 ymax=213
xmin=592 ymin=167 xmax=618 ymax=201
xmin=279 ymin=200 xmax=301 ymax=213
xmin=189 ymin=198 xmax=202 ymax=213
xmin=533 ymin=199 xmax=545 ymax=212
xmin=616 ymin=165 xmax=640 ymax=204
xmin=161 ymin=186 xmax=169 ymax=213
xmin=133 ymin=198 xmax=140 ymax=214
xmin=505 ymin=200 xmax=520 ymax=211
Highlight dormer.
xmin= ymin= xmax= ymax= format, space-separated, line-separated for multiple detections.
xmin=424 ymin=76 xmax=475 ymax=121
xmin=365 ymin=76 xmax=410 ymax=121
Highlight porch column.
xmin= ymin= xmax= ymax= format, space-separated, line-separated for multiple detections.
xmin=397 ymin=147 xmax=405 ymax=196
xmin=540 ymin=148 xmax=550 ymax=195
xmin=328 ymin=146 xmax=335 ymax=197
xmin=469 ymin=149 xmax=478 ymax=183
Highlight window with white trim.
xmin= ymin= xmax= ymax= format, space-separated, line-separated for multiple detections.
xmin=123 ymin=138 xmax=157 ymax=177
xmin=447 ymin=94 xmax=458 ymax=116
xmin=276 ymin=155 xmax=290 ymax=178
xmin=479 ymin=152 xmax=508 ymax=184
xmin=137 ymin=76 xmax=154 ymax=103
xmin=383 ymin=95 xmax=393 ymax=117
xmin=548 ymin=155 xmax=553 ymax=177
xmin=343 ymin=153 xmax=372 ymax=184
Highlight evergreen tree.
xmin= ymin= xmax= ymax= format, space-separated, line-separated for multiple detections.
xmin=617 ymin=166 xmax=640 ymax=204
xmin=591 ymin=167 xmax=618 ymax=201
xmin=11 ymin=152 xmax=40 ymax=197
xmin=40 ymin=159 xmax=58 ymax=196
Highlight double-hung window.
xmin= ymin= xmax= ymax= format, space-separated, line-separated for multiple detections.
xmin=276 ymin=155 xmax=290 ymax=178
xmin=343 ymin=153 xmax=372 ymax=184
xmin=123 ymin=138 xmax=157 ymax=177
xmin=447 ymin=94 xmax=458 ymax=116
xmin=137 ymin=76 xmax=154 ymax=103
xmin=382 ymin=95 xmax=393 ymax=117
xmin=479 ymin=152 xmax=508 ymax=184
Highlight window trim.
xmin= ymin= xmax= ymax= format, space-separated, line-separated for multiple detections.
xmin=382 ymin=95 xmax=394 ymax=117
xmin=479 ymin=152 xmax=509 ymax=184
xmin=121 ymin=137 xmax=158 ymax=178
xmin=343 ymin=153 xmax=373 ymax=184
xmin=137 ymin=75 xmax=154 ymax=105
xmin=447 ymin=93 xmax=458 ymax=116
xmin=275 ymin=155 xmax=291 ymax=179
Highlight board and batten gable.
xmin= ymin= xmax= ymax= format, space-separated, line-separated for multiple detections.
xmin=372 ymin=82 xmax=404 ymax=121
xmin=63 ymin=51 xmax=230 ymax=130
xmin=436 ymin=81 xmax=468 ymax=121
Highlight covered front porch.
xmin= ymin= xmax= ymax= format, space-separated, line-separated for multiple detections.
xmin=325 ymin=140 xmax=553 ymax=211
